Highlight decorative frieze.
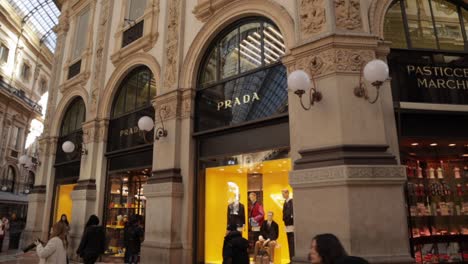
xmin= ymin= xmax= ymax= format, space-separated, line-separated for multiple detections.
xmin=153 ymin=89 xmax=194 ymax=122
xmin=89 ymin=0 xmax=111 ymax=116
xmin=290 ymin=165 xmax=406 ymax=188
xmin=144 ymin=181 xmax=184 ymax=198
xmin=82 ymin=119 xmax=108 ymax=143
xmin=334 ymin=0 xmax=362 ymax=31
xmin=299 ymin=0 xmax=326 ymax=39
xmin=294 ymin=48 xmax=374 ymax=78
xmin=163 ymin=0 xmax=181 ymax=90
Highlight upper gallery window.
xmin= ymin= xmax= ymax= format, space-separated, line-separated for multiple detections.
xmin=39 ymin=79 xmax=48 ymax=94
xmin=199 ymin=19 xmax=286 ymax=88
xmin=0 ymin=43 xmax=9 ymax=64
xmin=60 ymin=97 xmax=86 ymax=136
xmin=385 ymin=0 xmax=468 ymax=51
xmin=71 ymin=7 xmax=90 ymax=60
xmin=5 ymin=166 xmax=16 ymax=193
xmin=21 ymin=63 xmax=31 ymax=81
xmin=9 ymin=126 xmax=22 ymax=150
xmin=126 ymin=0 xmax=147 ymax=22
xmin=112 ymin=66 xmax=155 ymax=118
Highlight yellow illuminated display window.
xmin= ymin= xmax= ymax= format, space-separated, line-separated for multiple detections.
xmin=204 ymin=157 xmax=292 ymax=264
xmin=55 ymin=183 xmax=76 ymax=223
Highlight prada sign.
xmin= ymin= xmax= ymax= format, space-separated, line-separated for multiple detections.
xmin=217 ymin=92 xmax=260 ymax=111
xmin=389 ymin=51 xmax=468 ymax=105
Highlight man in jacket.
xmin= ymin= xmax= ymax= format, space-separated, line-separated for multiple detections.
xmin=248 ymin=192 xmax=264 ymax=242
xmin=282 ymin=189 xmax=294 ymax=260
xmin=254 ymin=211 xmax=279 ymax=263
xmin=222 ymin=224 xmax=249 ymax=264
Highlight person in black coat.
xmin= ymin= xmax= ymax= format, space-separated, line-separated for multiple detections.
xmin=282 ymin=189 xmax=295 ymax=260
xmin=222 ymin=224 xmax=249 ymax=264
xmin=254 ymin=211 xmax=279 ymax=262
xmin=77 ymin=215 xmax=106 ymax=264
xmin=124 ymin=214 xmax=144 ymax=264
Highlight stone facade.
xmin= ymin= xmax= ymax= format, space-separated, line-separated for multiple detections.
xmin=24 ymin=0 xmax=416 ymax=263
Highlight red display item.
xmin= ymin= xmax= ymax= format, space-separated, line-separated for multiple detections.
xmin=407 ymin=166 xmax=414 ymax=177
xmin=457 ymin=184 xmax=463 ymax=196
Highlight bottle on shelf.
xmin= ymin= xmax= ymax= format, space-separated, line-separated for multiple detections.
xmin=454 ymin=167 xmax=461 ymax=179
xmin=437 ymin=167 xmax=444 ymax=179
xmin=429 ymin=167 xmax=436 ymax=179
xmin=417 ymin=164 xmax=423 ymax=178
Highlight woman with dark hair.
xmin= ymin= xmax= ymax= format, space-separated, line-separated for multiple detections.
xmin=124 ymin=214 xmax=144 ymax=264
xmin=59 ymin=214 xmax=69 ymax=229
xmin=76 ymin=215 xmax=106 ymax=264
xmin=309 ymin=234 xmax=369 ymax=264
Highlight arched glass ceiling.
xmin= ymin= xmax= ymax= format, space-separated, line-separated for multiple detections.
xmin=7 ymin=0 xmax=60 ymax=52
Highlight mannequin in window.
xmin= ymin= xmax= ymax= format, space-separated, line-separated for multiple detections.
xmin=254 ymin=211 xmax=278 ymax=263
xmin=227 ymin=196 xmax=245 ymax=232
xmin=282 ymin=189 xmax=294 ymax=260
xmin=248 ymin=192 xmax=264 ymax=242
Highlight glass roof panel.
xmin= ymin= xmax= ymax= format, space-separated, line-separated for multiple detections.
xmin=7 ymin=0 xmax=60 ymax=52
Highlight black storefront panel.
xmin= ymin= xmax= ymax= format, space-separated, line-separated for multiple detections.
xmin=389 ymin=50 xmax=468 ymax=105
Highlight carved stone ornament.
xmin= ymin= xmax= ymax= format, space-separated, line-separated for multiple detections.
xmin=334 ymin=0 xmax=362 ymax=31
xmin=163 ymin=0 xmax=180 ymax=90
xmin=90 ymin=0 xmax=111 ymax=115
xmin=295 ymin=49 xmax=373 ymax=78
xmin=299 ymin=0 xmax=326 ymax=39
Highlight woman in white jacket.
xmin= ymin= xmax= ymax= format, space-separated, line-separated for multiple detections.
xmin=35 ymin=221 xmax=68 ymax=264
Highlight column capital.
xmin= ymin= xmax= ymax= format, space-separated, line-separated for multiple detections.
xmin=152 ymin=88 xmax=195 ymax=122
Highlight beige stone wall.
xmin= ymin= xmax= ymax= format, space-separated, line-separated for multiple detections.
xmin=26 ymin=0 xmax=415 ymax=263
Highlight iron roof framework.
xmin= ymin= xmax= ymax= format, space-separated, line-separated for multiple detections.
xmin=7 ymin=0 xmax=60 ymax=52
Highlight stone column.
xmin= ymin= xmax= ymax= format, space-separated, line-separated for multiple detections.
xmin=140 ymin=88 xmax=194 ymax=264
xmin=67 ymin=119 xmax=107 ymax=258
xmin=284 ymin=37 xmax=412 ymax=263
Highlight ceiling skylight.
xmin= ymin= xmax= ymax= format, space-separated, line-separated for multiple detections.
xmin=7 ymin=0 xmax=60 ymax=52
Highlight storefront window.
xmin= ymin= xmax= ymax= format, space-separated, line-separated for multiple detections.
xmin=384 ymin=2 xmax=408 ymax=49
xmin=201 ymin=150 xmax=292 ymax=263
xmin=104 ymin=65 xmax=154 ymax=260
xmin=385 ymin=0 xmax=468 ymax=51
xmin=105 ymin=170 xmax=148 ymax=257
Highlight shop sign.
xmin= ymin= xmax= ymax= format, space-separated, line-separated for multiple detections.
xmin=216 ymin=92 xmax=260 ymax=111
xmin=119 ymin=126 xmax=141 ymax=137
xmin=390 ymin=61 xmax=468 ymax=105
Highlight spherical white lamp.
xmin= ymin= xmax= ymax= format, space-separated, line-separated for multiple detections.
xmin=363 ymin=59 xmax=389 ymax=85
xmin=138 ymin=116 xmax=154 ymax=132
xmin=26 ymin=159 xmax=34 ymax=168
xmin=18 ymin=155 xmax=29 ymax=165
xmin=287 ymin=70 xmax=311 ymax=92
xmin=62 ymin=141 xmax=75 ymax=153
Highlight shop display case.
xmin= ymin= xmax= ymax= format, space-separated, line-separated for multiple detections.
xmin=404 ymin=156 xmax=468 ymax=263
xmin=104 ymin=171 xmax=147 ymax=258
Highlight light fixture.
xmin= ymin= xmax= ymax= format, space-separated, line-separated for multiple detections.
xmin=462 ymin=154 xmax=468 ymax=157
xmin=449 ymin=144 xmax=456 ymax=147
xmin=1 ymin=186 xmax=7 ymax=191
xmin=62 ymin=141 xmax=87 ymax=156
xmin=18 ymin=154 xmax=40 ymax=168
xmin=411 ymin=143 xmax=419 ymax=146
xmin=354 ymin=59 xmax=389 ymax=104
xmin=19 ymin=155 xmax=29 ymax=165
xmin=287 ymin=70 xmax=323 ymax=110
xmin=138 ymin=107 xmax=168 ymax=141
xmin=430 ymin=143 xmax=438 ymax=147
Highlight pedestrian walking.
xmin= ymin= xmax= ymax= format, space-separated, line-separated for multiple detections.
xmin=124 ymin=215 xmax=144 ymax=264
xmin=222 ymin=224 xmax=249 ymax=264
xmin=0 ymin=217 xmax=5 ymax=252
xmin=59 ymin=214 xmax=69 ymax=230
xmin=308 ymin=234 xmax=369 ymax=264
xmin=8 ymin=213 xmax=23 ymax=250
xmin=76 ymin=215 xmax=106 ymax=264
xmin=35 ymin=221 xmax=68 ymax=264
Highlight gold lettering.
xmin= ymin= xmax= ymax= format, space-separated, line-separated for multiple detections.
xmin=120 ymin=130 xmax=124 ymax=137
xmin=217 ymin=102 xmax=224 ymax=111
xmin=407 ymin=65 xmax=415 ymax=74
xmin=415 ymin=67 xmax=424 ymax=75
xmin=446 ymin=80 xmax=456 ymax=89
xmin=437 ymin=79 xmax=446 ymax=89
xmin=443 ymin=68 xmax=453 ymax=77
xmin=457 ymin=80 xmax=467 ymax=90
xmin=225 ymin=100 xmax=232 ymax=109
xmin=417 ymin=78 xmax=428 ymax=88
xmin=428 ymin=79 xmax=438 ymax=89
xmin=252 ymin=92 xmax=260 ymax=101
xmin=243 ymin=95 xmax=250 ymax=103
xmin=454 ymin=68 xmax=463 ymax=77
xmin=423 ymin=66 xmax=432 ymax=75
xmin=463 ymin=68 xmax=468 ymax=77
xmin=234 ymin=97 xmax=241 ymax=106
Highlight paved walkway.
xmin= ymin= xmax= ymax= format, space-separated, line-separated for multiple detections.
xmin=0 ymin=250 xmax=123 ymax=263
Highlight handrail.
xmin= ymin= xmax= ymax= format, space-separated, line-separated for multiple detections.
xmin=0 ymin=78 xmax=42 ymax=114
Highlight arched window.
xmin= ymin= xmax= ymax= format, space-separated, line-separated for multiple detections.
xmin=196 ymin=18 xmax=288 ymax=132
xmin=26 ymin=171 xmax=34 ymax=193
xmin=4 ymin=166 xmax=15 ymax=193
xmin=112 ymin=66 xmax=155 ymax=118
xmin=60 ymin=97 xmax=86 ymax=136
xmin=385 ymin=0 xmax=468 ymax=51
